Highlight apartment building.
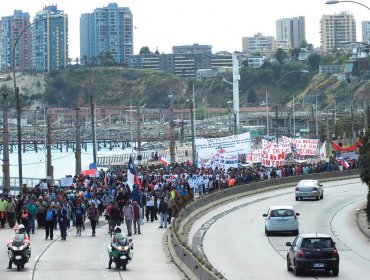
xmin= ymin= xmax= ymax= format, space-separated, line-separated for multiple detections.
xmin=33 ymin=5 xmax=68 ymax=72
xmin=276 ymin=16 xmax=306 ymax=49
xmin=0 ymin=10 xmax=32 ymax=70
xmin=242 ymin=33 xmax=275 ymax=53
xmin=321 ymin=11 xmax=356 ymax=52
xmin=362 ymin=21 xmax=370 ymax=43
xmin=80 ymin=3 xmax=133 ymax=65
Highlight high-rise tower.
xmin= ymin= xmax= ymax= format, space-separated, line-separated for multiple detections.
xmin=32 ymin=5 xmax=68 ymax=72
xmin=321 ymin=11 xmax=356 ymax=52
xmin=276 ymin=16 xmax=306 ymax=49
xmin=80 ymin=3 xmax=133 ymax=65
xmin=0 ymin=10 xmax=32 ymax=71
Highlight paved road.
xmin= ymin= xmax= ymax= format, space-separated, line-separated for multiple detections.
xmin=189 ymin=178 xmax=370 ymax=279
xmin=0 ymin=216 xmax=186 ymax=280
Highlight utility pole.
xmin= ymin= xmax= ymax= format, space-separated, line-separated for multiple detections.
xmin=315 ymin=96 xmax=318 ymax=139
xmin=275 ymin=105 xmax=278 ymax=144
xmin=169 ymin=95 xmax=176 ymax=163
xmin=288 ymin=111 xmax=291 ymax=138
xmin=15 ymin=86 xmax=23 ymax=188
xmin=233 ymin=112 xmax=237 ymax=135
xmin=190 ymin=98 xmax=196 ymax=165
xmin=90 ymin=95 xmax=97 ymax=163
xmin=2 ymin=90 xmax=10 ymax=192
xmin=75 ymin=106 xmax=81 ymax=175
xmin=312 ymin=105 xmax=316 ymax=139
xmin=351 ymin=105 xmax=355 ymax=142
xmin=46 ymin=114 xmax=53 ymax=186
xmin=137 ymin=106 xmax=142 ymax=165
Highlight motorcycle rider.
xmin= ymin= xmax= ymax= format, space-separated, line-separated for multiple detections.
xmin=107 ymin=226 xmax=123 ymax=269
xmin=7 ymin=224 xmax=30 ymax=269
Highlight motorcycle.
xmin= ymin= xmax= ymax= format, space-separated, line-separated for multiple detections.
xmin=107 ymin=232 xmax=133 ymax=270
xmin=7 ymin=231 xmax=31 ymax=271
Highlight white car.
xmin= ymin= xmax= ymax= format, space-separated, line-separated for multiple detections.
xmin=263 ymin=205 xmax=300 ymax=236
xmin=295 ymin=179 xmax=324 ymax=201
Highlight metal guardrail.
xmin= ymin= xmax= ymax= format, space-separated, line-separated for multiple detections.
xmin=168 ymin=169 xmax=360 ymax=280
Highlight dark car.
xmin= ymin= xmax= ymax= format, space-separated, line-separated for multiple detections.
xmin=286 ymin=233 xmax=339 ymax=276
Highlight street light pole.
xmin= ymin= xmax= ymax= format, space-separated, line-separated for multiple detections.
xmin=277 ymin=70 xmax=309 ymax=139
xmin=2 ymin=90 xmax=10 ymax=192
xmin=88 ymin=44 xmax=123 ymax=164
xmin=169 ymin=95 xmax=176 ymax=164
xmin=12 ymin=15 xmax=63 ymax=188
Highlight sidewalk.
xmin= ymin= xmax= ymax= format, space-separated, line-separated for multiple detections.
xmin=356 ymin=205 xmax=370 ymax=240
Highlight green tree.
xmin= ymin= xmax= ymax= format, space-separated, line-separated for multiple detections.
xmin=139 ymin=46 xmax=151 ymax=54
xmin=307 ymin=53 xmax=321 ymax=71
xmin=103 ymin=51 xmax=114 ymax=66
xmin=359 ymin=127 xmax=370 ymax=221
xmin=290 ymin=48 xmax=300 ymax=60
xmin=275 ymin=48 xmax=287 ymax=63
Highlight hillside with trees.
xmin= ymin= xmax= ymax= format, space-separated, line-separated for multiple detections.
xmin=0 ymin=48 xmax=369 ymax=113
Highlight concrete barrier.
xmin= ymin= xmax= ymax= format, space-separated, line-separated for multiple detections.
xmin=167 ymin=169 xmax=360 ymax=280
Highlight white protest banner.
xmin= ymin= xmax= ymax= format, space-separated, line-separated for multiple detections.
xmin=294 ymin=138 xmax=319 ymax=156
xmin=246 ymin=149 xmax=262 ymax=163
xmin=60 ymin=177 xmax=73 ymax=187
xmin=262 ymin=151 xmax=285 ymax=167
xmin=196 ymin=132 xmax=251 ymax=166
xmin=281 ymin=136 xmax=293 ymax=144
xmin=320 ymin=141 xmax=327 ymax=160
xmin=206 ymin=152 xmax=239 ymax=170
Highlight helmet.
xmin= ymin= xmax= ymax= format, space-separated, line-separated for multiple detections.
xmin=114 ymin=226 xmax=121 ymax=234
xmin=18 ymin=224 xmax=25 ymax=234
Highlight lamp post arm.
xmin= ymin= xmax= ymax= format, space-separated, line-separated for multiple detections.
xmin=326 ymin=0 xmax=370 ymax=10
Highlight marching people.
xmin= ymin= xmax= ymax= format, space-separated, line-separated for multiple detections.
xmin=139 ymin=188 xmax=147 ymax=220
xmin=74 ymin=200 xmax=85 ymax=236
xmin=132 ymin=201 xmax=141 ymax=234
xmin=0 ymin=195 xmax=8 ymax=228
xmin=35 ymin=197 xmax=46 ymax=229
xmin=44 ymin=204 xmax=55 ymax=240
xmin=18 ymin=206 xmax=31 ymax=236
xmin=146 ymin=191 xmax=155 ymax=222
xmin=57 ymin=203 xmax=68 ymax=240
xmin=157 ymin=196 xmax=168 ymax=229
xmin=6 ymin=196 xmax=16 ymax=228
xmin=122 ymin=200 xmax=133 ymax=236
xmin=166 ymin=192 xmax=174 ymax=224
xmin=87 ymin=202 xmax=99 ymax=237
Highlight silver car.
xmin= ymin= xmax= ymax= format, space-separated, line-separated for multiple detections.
xmin=263 ymin=205 xmax=300 ymax=236
xmin=295 ymin=179 xmax=323 ymax=201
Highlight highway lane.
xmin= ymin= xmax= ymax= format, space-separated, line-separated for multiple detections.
xmin=0 ymin=218 xmax=185 ymax=280
xmin=189 ymin=178 xmax=370 ymax=279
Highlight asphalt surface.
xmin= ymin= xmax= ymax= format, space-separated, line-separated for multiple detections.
xmin=0 ymin=215 xmax=187 ymax=280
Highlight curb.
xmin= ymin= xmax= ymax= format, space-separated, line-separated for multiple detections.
xmin=356 ymin=205 xmax=370 ymax=240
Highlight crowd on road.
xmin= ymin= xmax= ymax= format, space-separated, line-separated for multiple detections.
xmin=0 ymin=156 xmax=358 ymax=241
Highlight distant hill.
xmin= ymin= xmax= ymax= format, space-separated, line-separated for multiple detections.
xmin=1 ymin=63 xmax=369 ymax=112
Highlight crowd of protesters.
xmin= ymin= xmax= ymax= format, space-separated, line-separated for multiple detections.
xmin=0 ymin=155 xmax=358 ymax=239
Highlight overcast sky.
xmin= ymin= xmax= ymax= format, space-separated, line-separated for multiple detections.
xmin=2 ymin=0 xmax=370 ymax=58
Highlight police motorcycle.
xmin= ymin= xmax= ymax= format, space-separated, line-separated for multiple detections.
xmin=107 ymin=226 xmax=133 ymax=270
xmin=7 ymin=224 xmax=31 ymax=271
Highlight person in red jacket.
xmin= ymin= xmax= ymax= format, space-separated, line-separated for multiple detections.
xmin=132 ymin=201 xmax=141 ymax=234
